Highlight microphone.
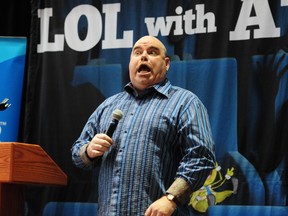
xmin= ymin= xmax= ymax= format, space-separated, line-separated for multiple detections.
xmin=105 ymin=109 xmax=123 ymax=137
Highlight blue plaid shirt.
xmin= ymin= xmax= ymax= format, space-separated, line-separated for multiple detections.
xmin=71 ymin=79 xmax=216 ymax=215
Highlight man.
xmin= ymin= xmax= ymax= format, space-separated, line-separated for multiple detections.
xmin=71 ymin=35 xmax=216 ymax=215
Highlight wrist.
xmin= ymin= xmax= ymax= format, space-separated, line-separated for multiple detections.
xmin=165 ymin=193 xmax=179 ymax=206
xmin=85 ymin=143 xmax=95 ymax=162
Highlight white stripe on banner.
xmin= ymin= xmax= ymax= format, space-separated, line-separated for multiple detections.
xmin=0 ymin=37 xmax=27 ymax=142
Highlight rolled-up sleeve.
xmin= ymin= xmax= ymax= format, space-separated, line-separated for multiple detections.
xmin=167 ymin=97 xmax=216 ymax=204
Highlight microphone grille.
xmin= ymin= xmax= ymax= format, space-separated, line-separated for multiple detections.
xmin=112 ymin=109 xmax=123 ymax=120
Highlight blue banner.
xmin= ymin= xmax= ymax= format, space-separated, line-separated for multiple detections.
xmin=0 ymin=37 xmax=27 ymax=142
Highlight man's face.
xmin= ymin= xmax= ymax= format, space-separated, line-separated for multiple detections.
xmin=129 ymin=36 xmax=170 ymax=91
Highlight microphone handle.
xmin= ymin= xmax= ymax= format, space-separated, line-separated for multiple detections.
xmin=106 ymin=119 xmax=119 ymax=137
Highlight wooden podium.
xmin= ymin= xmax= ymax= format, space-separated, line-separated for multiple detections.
xmin=0 ymin=142 xmax=67 ymax=216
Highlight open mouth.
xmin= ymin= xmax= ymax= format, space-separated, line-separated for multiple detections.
xmin=138 ymin=64 xmax=151 ymax=73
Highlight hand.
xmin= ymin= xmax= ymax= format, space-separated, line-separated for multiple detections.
xmin=86 ymin=133 xmax=113 ymax=159
xmin=145 ymin=196 xmax=176 ymax=216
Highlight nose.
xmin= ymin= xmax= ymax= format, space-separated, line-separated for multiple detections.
xmin=141 ymin=51 xmax=148 ymax=61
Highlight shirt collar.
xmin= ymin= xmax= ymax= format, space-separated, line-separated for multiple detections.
xmin=124 ymin=78 xmax=171 ymax=99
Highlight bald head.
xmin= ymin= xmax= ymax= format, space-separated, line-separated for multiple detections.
xmin=132 ymin=36 xmax=167 ymax=57
xmin=129 ymin=35 xmax=170 ymax=91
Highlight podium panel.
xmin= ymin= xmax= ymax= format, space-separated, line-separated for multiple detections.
xmin=0 ymin=142 xmax=67 ymax=216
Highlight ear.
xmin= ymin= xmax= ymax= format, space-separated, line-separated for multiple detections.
xmin=165 ymin=56 xmax=170 ymax=71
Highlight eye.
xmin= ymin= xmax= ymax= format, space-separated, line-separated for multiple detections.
xmin=134 ymin=50 xmax=142 ymax=56
xmin=148 ymin=49 xmax=159 ymax=56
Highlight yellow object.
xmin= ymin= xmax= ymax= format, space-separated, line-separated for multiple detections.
xmin=189 ymin=163 xmax=238 ymax=213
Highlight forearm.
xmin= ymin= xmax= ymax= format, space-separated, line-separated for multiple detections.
xmin=166 ymin=178 xmax=193 ymax=205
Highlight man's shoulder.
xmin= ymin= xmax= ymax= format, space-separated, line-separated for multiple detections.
xmin=107 ymin=90 xmax=127 ymax=99
xmin=170 ymin=85 xmax=196 ymax=98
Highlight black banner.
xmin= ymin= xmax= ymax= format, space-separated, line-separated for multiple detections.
xmin=24 ymin=0 xmax=288 ymax=215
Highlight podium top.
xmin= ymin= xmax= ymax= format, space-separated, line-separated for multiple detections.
xmin=0 ymin=142 xmax=67 ymax=186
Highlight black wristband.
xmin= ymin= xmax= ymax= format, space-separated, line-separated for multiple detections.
xmin=85 ymin=143 xmax=95 ymax=162
xmin=165 ymin=192 xmax=180 ymax=206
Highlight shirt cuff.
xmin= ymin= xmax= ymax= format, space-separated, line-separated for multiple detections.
xmin=80 ymin=143 xmax=94 ymax=165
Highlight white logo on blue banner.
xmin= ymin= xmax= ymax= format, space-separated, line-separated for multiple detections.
xmin=0 ymin=37 xmax=27 ymax=142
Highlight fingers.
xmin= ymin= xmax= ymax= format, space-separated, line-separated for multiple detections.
xmin=87 ymin=133 xmax=113 ymax=158
xmin=93 ymin=133 xmax=113 ymax=146
xmin=144 ymin=196 xmax=176 ymax=216
xmin=144 ymin=207 xmax=152 ymax=216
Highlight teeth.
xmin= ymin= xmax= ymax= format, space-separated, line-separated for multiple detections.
xmin=138 ymin=67 xmax=150 ymax=72
xmin=138 ymin=70 xmax=150 ymax=73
